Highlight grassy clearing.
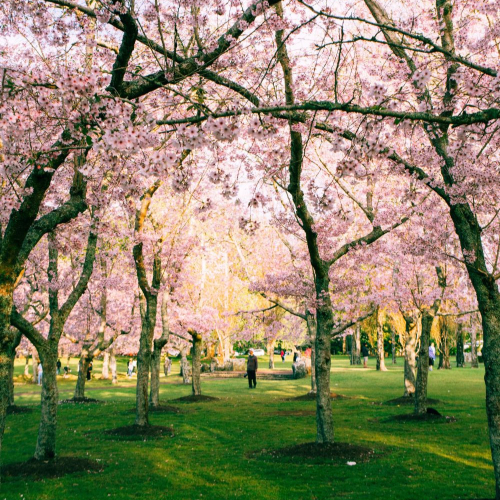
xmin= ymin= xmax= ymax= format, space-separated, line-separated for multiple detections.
xmin=3 ymin=355 xmax=493 ymax=500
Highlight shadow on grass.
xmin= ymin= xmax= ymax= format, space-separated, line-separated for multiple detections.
xmin=383 ymin=408 xmax=457 ymax=423
xmin=2 ymin=457 xmax=104 ymax=480
xmin=384 ymin=396 xmax=441 ymax=406
xmin=284 ymin=392 xmax=351 ymax=402
xmin=60 ymin=397 xmax=102 ymax=404
xmin=7 ymin=405 xmax=33 ymax=415
xmin=125 ymin=405 xmax=183 ymax=414
xmin=169 ymin=395 xmax=220 ymax=403
xmin=102 ymin=424 xmax=175 ymax=441
xmin=248 ymin=442 xmax=382 ymax=465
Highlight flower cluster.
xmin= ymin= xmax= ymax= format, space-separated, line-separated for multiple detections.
xmin=412 ymin=68 xmax=431 ymax=90
xmin=239 ymin=216 xmax=260 ymax=235
xmin=204 ymin=117 xmax=239 ymax=142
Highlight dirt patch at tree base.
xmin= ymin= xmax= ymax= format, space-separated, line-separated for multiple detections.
xmin=170 ymin=395 xmax=220 ymax=403
xmin=60 ymin=397 xmax=102 ymax=404
xmin=7 ymin=405 xmax=33 ymax=415
xmin=252 ymin=442 xmax=378 ymax=464
xmin=386 ymin=408 xmax=456 ymax=423
xmin=384 ymin=396 xmax=441 ymax=406
xmin=103 ymin=424 xmax=174 ymax=440
xmin=2 ymin=457 xmax=104 ymax=480
xmin=286 ymin=392 xmax=350 ymax=402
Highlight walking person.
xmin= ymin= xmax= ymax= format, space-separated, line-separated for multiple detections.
xmin=87 ymin=361 xmax=93 ymax=380
xmin=37 ymin=362 xmax=43 ymax=385
xmin=429 ymin=342 xmax=436 ymax=371
xmin=56 ymin=359 xmax=62 ymax=375
xmin=280 ymin=349 xmax=285 ymax=363
xmin=361 ymin=344 xmax=369 ymax=368
xmin=247 ymin=349 xmax=258 ymax=389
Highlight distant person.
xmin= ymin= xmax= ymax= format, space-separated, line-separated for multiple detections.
xmin=87 ymin=361 xmax=93 ymax=380
xmin=280 ymin=349 xmax=285 ymax=362
xmin=63 ymin=366 xmax=70 ymax=378
xmin=429 ymin=342 xmax=436 ymax=371
xmin=127 ymin=358 xmax=133 ymax=377
xmin=361 ymin=344 xmax=369 ymax=368
xmin=132 ymin=358 xmax=137 ymax=374
xmin=56 ymin=359 xmax=62 ymax=375
xmin=247 ymin=349 xmax=258 ymax=389
xmin=37 ymin=362 xmax=43 ymax=385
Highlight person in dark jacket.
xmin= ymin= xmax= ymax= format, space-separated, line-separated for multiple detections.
xmin=361 ymin=344 xmax=369 ymax=368
xmin=247 ymin=349 xmax=258 ymax=388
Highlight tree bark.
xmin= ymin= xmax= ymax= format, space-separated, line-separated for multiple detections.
xmin=403 ymin=314 xmax=417 ymax=397
xmin=191 ymin=331 xmax=202 ymax=397
xmin=268 ymin=338 xmax=276 ymax=369
xmin=73 ymin=350 xmax=91 ymax=399
xmin=110 ymin=350 xmax=117 ymax=384
xmin=351 ymin=324 xmax=361 ymax=365
xmin=315 ymin=295 xmax=334 ymax=443
xmin=149 ymin=346 xmax=161 ymax=407
xmin=414 ymin=301 xmax=440 ymax=415
xmin=102 ymin=351 xmax=110 ymax=379
xmin=34 ymin=348 xmax=58 ymax=460
xmin=7 ymin=351 xmax=15 ymax=407
xmin=456 ymin=323 xmax=465 ymax=367
xmin=376 ymin=308 xmax=387 ymax=371
xmin=32 ymin=347 xmax=38 ymax=384
xmin=306 ymin=311 xmax=317 ymax=393
xmin=391 ymin=325 xmax=397 ymax=364
xmin=24 ymin=356 xmax=30 ymax=377
xmin=180 ymin=348 xmax=190 ymax=384
xmin=470 ymin=328 xmax=479 ymax=368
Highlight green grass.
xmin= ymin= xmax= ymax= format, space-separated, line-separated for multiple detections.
xmin=2 ymin=355 xmax=493 ymax=500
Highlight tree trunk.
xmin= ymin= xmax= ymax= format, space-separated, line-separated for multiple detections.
xmin=180 ymin=349 xmax=190 ymax=384
xmin=351 ymin=325 xmax=361 ymax=365
xmin=110 ymin=351 xmax=117 ymax=384
xmin=191 ymin=332 xmax=202 ymax=397
xmin=376 ymin=309 xmax=387 ymax=371
xmin=456 ymin=324 xmax=465 ymax=367
xmin=7 ymin=351 xmax=15 ymax=407
xmin=403 ymin=315 xmax=417 ymax=397
xmin=135 ymin=295 xmax=157 ymax=427
xmin=268 ymin=338 xmax=275 ymax=369
xmin=102 ymin=351 xmax=110 ymax=379
xmin=73 ymin=350 xmax=91 ymax=400
xmin=32 ymin=347 xmax=38 ymax=384
xmin=414 ymin=303 xmax=439 ymax=415
xmin=441 ymin=322 xmax=451 ymax=369
xmin=149 ymin=342 xmax=163 ymax=407
xmin=314 ymin=284 xmax=334 ymax=444
xmin=306 ymin=312 xmax=317 ymax=393
xmin=34 ymin=348 xmax=58 ymax=460
xmin=24 ymin=356 xmax=30 ymax=377
xmin=470 ymin=328 xmax=478 ymax=368
xmin=391 ymin=326 xmax=397 ymax=364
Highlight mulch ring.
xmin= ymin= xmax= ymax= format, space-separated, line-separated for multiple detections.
xmin=7 ymin=405 xmax=33 ymax=415
xmin=103 ymin=424 xmax=174 ymax=441
xmin=169 ymin=395 xmax=220 ymax=403
xmin=250 ymin=442 xmax=380 ymax=464
xmin=59 ymin=397 xmax=102 ymax=404
xmin=285 ymin=392 xmax=351 ymax=402
xmin=385 ymin=407 xmax=456 ymax=423
xmin=2 ymin=457 xmax=104 ymax=480
xmin=384 ymin=396 xmax=441 ymax=406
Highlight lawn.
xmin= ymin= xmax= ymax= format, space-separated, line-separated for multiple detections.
xmin=2 ymin=355 xmax=493 ymax=500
